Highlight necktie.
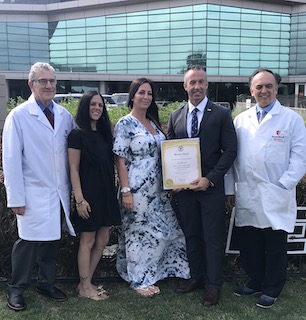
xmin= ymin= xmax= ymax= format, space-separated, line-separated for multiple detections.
xmin=258 ymin=110 xmax=266 ymax=124
xmin=191 ymin=108 xmax=199 ymax=137
xmin=44 ymin=107 xmax=54 ymax=128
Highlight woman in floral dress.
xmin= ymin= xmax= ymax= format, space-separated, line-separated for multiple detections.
xmin=113 ymin=78 xmax=190 ymax=297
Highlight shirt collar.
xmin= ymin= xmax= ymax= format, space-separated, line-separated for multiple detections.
xmin=256 ymin=99 xmax=276 ymax=114
xmin=188 ymin=96 xmax=208 ymax=114
xmin=35 ymin=98 xmax=54 ymax=114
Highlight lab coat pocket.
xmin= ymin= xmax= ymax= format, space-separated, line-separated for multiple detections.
xmin=266 ymin=134 xmax=288 ymax=164
xmin=235 ymin=181 xmax=255 ymax=211
xmin=258 ymin=182 xmax=295 ymax=231
xmin=24 ymin=186 xmax=51 ymax=223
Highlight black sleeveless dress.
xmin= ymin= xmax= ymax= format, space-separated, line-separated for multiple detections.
xmin=68 ymin=128 xmax=121 ymax=232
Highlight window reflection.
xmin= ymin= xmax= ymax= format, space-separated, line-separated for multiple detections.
xmin=0 ymin=3 xmax=300 ymax=76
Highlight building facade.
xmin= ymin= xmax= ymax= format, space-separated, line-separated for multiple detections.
xmin=1 ymin=0 xmax=306 ymax=108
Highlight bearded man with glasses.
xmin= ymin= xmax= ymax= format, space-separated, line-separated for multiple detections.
xmin=3 ymin=62 xmax=76 ymax=311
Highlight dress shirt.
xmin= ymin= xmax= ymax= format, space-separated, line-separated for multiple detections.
xmin=187 ymin=96 xmax=208 ymax=138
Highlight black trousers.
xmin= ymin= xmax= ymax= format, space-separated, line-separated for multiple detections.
xmin=176 ymin=189 xmax=225 ymax=289
xmin=7 ymin=239 xmax=60 ymax=295
xmin=237 ymin=226 xmax=287 ymax=298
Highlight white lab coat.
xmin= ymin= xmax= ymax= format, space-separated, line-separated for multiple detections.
xmin=232 ymin=100 xmax=306 ymax=233
xmin=2 ymin=94 xmax=76 ymax=240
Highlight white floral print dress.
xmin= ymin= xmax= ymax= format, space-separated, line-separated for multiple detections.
xmin=113 ymin=114 xmax=190 ymax=289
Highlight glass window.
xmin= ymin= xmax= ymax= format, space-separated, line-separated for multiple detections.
xmin=149 ymin=53 xmax=169 ymax=61
xmin=241 ymin=52 xmax=260 ymax=60
xmin=149 ymin=30 xmax=170 ymax=38
xmin=127 ymin=39 xmax=148 ymax=47
xmin=170 ymin=52 xmax=188 ymax=60
xmin=171 ymin=28 xmax=192 ymax=37
xmin=87 ymin=52 xmax=106 ymax=60
xmin=171 ymin=12 xmax=192 ymax=22
xmin=0 ymin=56 xmax=9 ymax=63
xmin=127 ymin=31 xmax=148 ymax=39
xmin=68 ymin=57 xmax=86 ymax=64
xmin=128 ymin=47 xmax=148 ymax=54
xmin=240 ymin=61 xmax=260 ymax=68
xmin=219 ymin=67 xmax=239 ymax=75
xmin=67 ymin=50 xmax=86 ymax=57
xmin=207 ymin=28 xmax=219 ymax=36
xmin=51 ymin=51 xmax=67 ymax=58
xmin=220 ymin=52 xmax=239 ymax=59
xmin=207 ymin=20 xmax=220 ymax=28
xmin=106 ymin=16 xmax=127 ymax=26
xmin=0 ymin=63 xmax=9 ymax=69
xmin=149 ymin=22 xmax=170 ymax=31
xmin=67 ymin=19 xmax=85 ymax=28
xmin=127 ymin=15 xmax=148 ymax=24
xmin=30 ymin=43 xmax=49 ymax=51
xmin=67 ymin=28 xmax=86 ymax=36
xmin=220 ymin=12 xmax=241 ymax=21
xmin=107 ymin=55 xmax=127 ymax=63
xmin=149 ymin=12 xmax=169 ymax=23
xmin=67 ymin=42 xmax=85 ymax=50
xmin=107 ymin=40 xmax=127 ymax=48
xmin=106 ymin=25 xmax=127 ymax=33
xmin=149 ymin=61 xmax=170 ymax=68
xmin=219 ymin=60 xmax=239 ymax=67
xmin=107 ymin=48 xmax=127 ymax=55
xmin=241 ymin=13 xmax=261 ymax=22
xmin=193 ymin=43 xmax=206 ymax=51
xmin=149 ymin=38 xmax=170 ymax=46
xmin=219 ymin=44 xmax=239 ymax=51
xmin=106 ymin=32 xmax=127 ymax=41
xmin=86 ymin=26 xmax=105 ymax=34
xmin=171 ymin=44 xmax=192 ymax=53
xmin=107 ymin=62 xmax=128 ymax=70
xmin=9 ymin=47 xmax=30 ymax=55
xmin=87 ymin=34 xmax=106 ymax=42
xmin=86 ymin=16 xmax=105 ymax=27
xmin=241 ymin=37 xmax=260 ymax=45
xmin=207 ymin=52 xmax=220 ymax=59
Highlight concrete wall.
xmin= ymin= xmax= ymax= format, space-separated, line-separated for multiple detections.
xmin=0 ymin=75 xmax=7 ymax=130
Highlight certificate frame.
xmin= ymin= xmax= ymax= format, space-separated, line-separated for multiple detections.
xmin=161 ymin=138 xmax=202 ymax=190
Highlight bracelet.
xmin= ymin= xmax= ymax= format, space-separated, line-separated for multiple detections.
xmin=76 ymin=200 xmax=85 ymax=207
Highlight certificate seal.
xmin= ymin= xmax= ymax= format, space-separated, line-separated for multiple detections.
xmin=165 ymin=179 xmax=174 ymax=187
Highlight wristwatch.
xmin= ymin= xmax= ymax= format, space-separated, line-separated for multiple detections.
xmin=121 ymin=187 xmax=131 ymax=194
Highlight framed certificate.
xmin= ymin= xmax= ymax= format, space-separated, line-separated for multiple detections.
xmin=161 ymin=138 xmax=202 ymax=190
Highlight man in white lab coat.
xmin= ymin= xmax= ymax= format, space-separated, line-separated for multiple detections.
xmin=228 ymin=68 xmax=306 ymax=308
xmin=3 ymin=62 xmax=76 ymax=311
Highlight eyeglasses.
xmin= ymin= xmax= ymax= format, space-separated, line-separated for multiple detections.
xmin=33 ymin=79 xmax=57 ymax=85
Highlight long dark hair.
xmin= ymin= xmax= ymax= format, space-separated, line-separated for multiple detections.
xmin=128 ymin=78 xmax=163 ymax=131
xmin=75 ymin=90 xmax=113 ymax=154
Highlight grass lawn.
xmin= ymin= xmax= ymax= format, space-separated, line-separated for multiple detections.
xmin=0 ymin=276 xmax=306 ymax=320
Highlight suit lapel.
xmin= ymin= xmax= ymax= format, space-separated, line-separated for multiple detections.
xmin=198 ymin=101 xmax=213 ymax=135
xmin=180 ymin=104 xmax=189 ymax=137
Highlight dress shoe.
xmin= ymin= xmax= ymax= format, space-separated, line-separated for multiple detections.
xmin=256 ymin=294 xmax=277 ymax=309
xmin=202 ymin=287 xmax=220 ymax=307
xmin=234 ymin=286 xmax=261 ymax=297
xmin=175 ymin=278 xmax=203 ymax=294
xmin=36 ymin=286 xmax=68 ymax=302
xmin=7 ymin=292 xmax=26 ymax=311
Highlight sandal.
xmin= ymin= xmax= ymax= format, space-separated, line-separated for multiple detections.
xmin=134 ymin=287 xmax=155 ymax=297
xmin=78 ymin=290 xmax=109 ymax=301
xmin=97 ymin=284 xmax=108 ymax=294
xmin=148 ymin=285 xmax=160 ymax=294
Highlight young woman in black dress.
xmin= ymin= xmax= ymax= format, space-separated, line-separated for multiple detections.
xmin=68 ymin=91 xmax=121 ymax=301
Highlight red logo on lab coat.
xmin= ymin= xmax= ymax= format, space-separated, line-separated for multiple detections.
xmin=276 ymin=130 xmax=281 ymax=135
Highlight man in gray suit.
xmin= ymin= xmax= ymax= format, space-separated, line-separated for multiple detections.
xmin=168 ymin=65 xmax=237 ymax=306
